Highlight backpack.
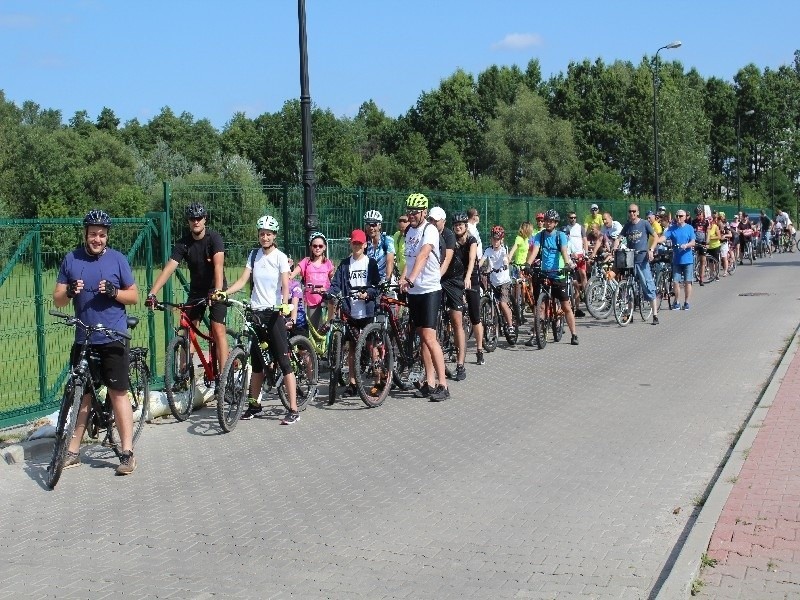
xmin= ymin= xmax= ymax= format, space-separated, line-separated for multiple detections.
xmin=248 ymin=248 xmax=259 ymax=293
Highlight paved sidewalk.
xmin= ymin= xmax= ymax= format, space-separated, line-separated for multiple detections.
xmin=697 ymin=332 xmax=800 ymax=598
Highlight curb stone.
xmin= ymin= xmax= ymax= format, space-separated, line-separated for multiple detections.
xmin=654 ymin=328 xmax=800 ymax=598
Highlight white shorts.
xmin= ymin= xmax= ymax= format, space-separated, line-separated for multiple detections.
xmin=721 ymin=242 xmax=729 ymax=255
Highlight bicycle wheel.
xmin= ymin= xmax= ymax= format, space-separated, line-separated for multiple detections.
xmin=46 ymin=381 xmax=84 ymax=490
xmin=533 ymin=292 xmax=548 ymax=349
xmin=747 ymin=242 xmax=754 ymax=265
xmin=436 ymin=308 xmax=456 ymax=362
xmin=585 ymin=278 xmax=612 ymax=319
xmin=480 ymin=296 xmax=498 ymax=352
xmin=613 ymin=280 xmax=634 ymax=326
xmin=164 ymin=335 xmax=193 ymax=421
xmin=727 ymin=254 xmax=737 ymax=275
xmin=638 ymin=285 xmax=653 ymax=321
xmin=217 ymin=346 xmax=249 ymax=432
xmin=354 ymin=323 xmax=393 ymax=408
xmin=462 ymin=306 xmax=473 ymax=341
xmin=327 ymin=330 xmax=343 ymax=404
xmin=127 ymin=353 xmax=150 ymax=446
xmin=705 ymin=256 xmax=720 ymax=282
xmin=552 ymin=299 xmax=564 ymax=342
xmin=279 ymin=335 xmax=319 ymax=411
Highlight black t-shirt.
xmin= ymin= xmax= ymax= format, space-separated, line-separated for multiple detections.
xmin=170 ymin=230 xmax=226 ymax=296
xmin=760 ymin=215 xmax=772 ymax=230
xmin=455 ymin=234 xmax=478 ymax=285
xmin=439 ymin=227 xmax=463 ymax=281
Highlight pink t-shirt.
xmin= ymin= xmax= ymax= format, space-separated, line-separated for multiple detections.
xmin=298 ymin=257 xmax=334 ymax=306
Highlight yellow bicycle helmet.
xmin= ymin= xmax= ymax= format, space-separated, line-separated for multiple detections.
xmin=405 ymin=193 xmax=429 ymax=210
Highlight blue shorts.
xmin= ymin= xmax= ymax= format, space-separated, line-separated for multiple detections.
xmin=672 ymin=263 xmax=693 ymax=283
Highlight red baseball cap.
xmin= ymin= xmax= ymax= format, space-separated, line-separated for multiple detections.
xmin=350 ymin=229 xmax=367 ymax=244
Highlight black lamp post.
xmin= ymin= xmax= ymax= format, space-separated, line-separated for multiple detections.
xmin=298 ymin=0 xmax=318 ymax=244
xmin=737 ymin=109 xmax=755 ymax=214
xmin=651 ymin=40 xmax=682 ymax=210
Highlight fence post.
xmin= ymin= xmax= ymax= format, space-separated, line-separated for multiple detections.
xmin=357 ymin=187 xmax=365 ymax=227
xmin=32 ymin=226 xmax=47 ymax=405
xmin=282 ymin=183 xmax=290 ymax=251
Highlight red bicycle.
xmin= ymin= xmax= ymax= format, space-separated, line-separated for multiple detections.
xmin=154 ymin=299 xmax=223 ymax=421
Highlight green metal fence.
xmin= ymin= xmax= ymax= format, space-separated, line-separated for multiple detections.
xmin=0 ymin=184 xmax=747 ymax=429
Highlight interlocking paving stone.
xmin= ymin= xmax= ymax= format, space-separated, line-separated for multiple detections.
xmin=2 ymin=254 xmax=799 ymax=599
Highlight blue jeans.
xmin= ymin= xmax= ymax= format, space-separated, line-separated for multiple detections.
xmin=634 ymin=262 xmax=656 ymax=301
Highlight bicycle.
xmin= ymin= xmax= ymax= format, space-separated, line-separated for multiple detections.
xmin=46 ymin=310 xmax=150 ymax=489
xmin=739 ymin=230 xmax=756 ymax=265
xmin=355 ymin=283 xmax=423 ymax=406
xmin=612 ymin=250 xmax=653 ymax=326
xmin=693 ymin=244 xmax=719 ymax=284
xmin=216 ymin=297 xmax=318 ymax=432
xmin=479 ymin=266 xmax=519 ymax=351
xmin=584 ymin=255 xmax=618 ymax=320
xmin=527 ymin=266 xmax=571 ymax=349
xmin=652 ymin=248 xmax=676 ymax=311
xmin=323 ymin=289 xmax=368 ymax=406
xmin=153 ymin=299 xmax=233 ymax=422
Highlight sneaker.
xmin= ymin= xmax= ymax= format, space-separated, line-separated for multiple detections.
xmin=670 ymin=302 xmax=680 ymax=311
xmin=413 ymin=382 xmax=431 ymax=398
xmin=476 ymin=351 xmax=485 ymax=366
xmin=280 ymin=411 xmax=300 ymax=425
xmin=428 ymin=385 xmax=450 ymax=402
xmin=683 ymin=303 xmax=690 ymax=311
xmin=699 ymin=281 xmax=704 ymax=287
xmin=369 ymin=381 xmax=386 ymax=396
xmin=445 ymin=365 xmax=455 ymax=379
xmin=525 ymin=338 xmax=535 ymax=347
xmin=344 ymin=383 xmax=359 ymax=397
xmin=115 ymin=451 xmax=136 ymax=476
xmin=574 ymin=308 xmax=586 ymax=318
xmin=64 ymin=450 xmax=80 ymax=469
xmin=240 ymin=403 xmax=263 ymax=420
xmin=455 ymin=365 xmax=467 ymax=381
xmin=570 ymin=334 xmax=579 ymax=346
xmin=652 ymin=315 xmax=659 ymax=325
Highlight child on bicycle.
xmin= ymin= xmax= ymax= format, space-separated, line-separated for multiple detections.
xmin=480 ymin=225 xmax=515 ymax=339
xmin=324 ymin=229 xmax=381 ymax=399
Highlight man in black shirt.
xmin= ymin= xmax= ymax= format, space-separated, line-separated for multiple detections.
xmin=147 ymin=202 xmax=228 ymax=374
xmin=429 ymin=206 xmax=468 ymax=380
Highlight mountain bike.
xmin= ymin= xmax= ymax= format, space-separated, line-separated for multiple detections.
xmin=215 ymin=298 xmax=318 ymax=432
xmin=693 ymin=245 xmax=719 ymax=284
xmin=152 ymin=299 xmax=232 ymax=422
xmin=652 ymin=249 xmax=676 ymax=311
xmin=479 ymin=266 xmax=519 ymax=351
xmin=323 ymin=289 xmax=368 ymax=406
xmin=355 ymin=283 xmax=422 ymax=405
xmin=527 ymin=267 xmax=571 ymax=349
xmin=46 ymin=310 xmax=149 ymax=489
xmin=584 ymin=255 xmax=617 ymax=320
xmin=612 ymin=259 xmax=653 ymax=326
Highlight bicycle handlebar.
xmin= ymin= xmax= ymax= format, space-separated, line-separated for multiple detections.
xmin=49 ymin=309 xmax=132 ymax=341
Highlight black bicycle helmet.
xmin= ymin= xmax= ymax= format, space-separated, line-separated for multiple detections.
xmin=185 ymin=202 xmax=208 ymax=219
xmin=452 ymin=212 xmax=469 ymax=224
xmin=545 ymin=209 xmax=560 ymax=222
xmin=83 ymin=209 xmax=112 ymax=229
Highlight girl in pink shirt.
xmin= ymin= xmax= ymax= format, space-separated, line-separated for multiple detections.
xmin=291 ymin=232 xmax=334 ymax=330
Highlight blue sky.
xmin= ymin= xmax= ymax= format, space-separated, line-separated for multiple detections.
xmin=1 ymin=1 xmax=798 ymax=129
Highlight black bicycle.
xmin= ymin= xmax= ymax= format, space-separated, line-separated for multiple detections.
xmin=216 ymin=298 xmax=318 ymax=432
xmin=46 ymin=310 xmax=150 ymax=489
xmin=479 ymin=266 xmax=519 ymax=351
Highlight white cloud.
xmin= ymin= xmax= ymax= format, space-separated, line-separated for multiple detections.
xmin=491 ymin=33 xmax=544 ymax=51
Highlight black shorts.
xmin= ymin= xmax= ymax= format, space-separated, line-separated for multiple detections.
xmin=345 ymin=316 xmax=373 ymax=344
xmin=464 ymin=288 xmax=481 ymax=325
xmin=187 ymin=296 xmax=227 ymax=325
xmin=250 ymin=311 xmax=292 ymax=375
xmin=550 ymin=280 xmax=571 ymax=303
xmin=407 ymin=290 xmax=441 ymax=330
xmin=71 ymin=340 xmax=129 ymax=392
xmin=441 ymin=279 xmax=465 ymax=311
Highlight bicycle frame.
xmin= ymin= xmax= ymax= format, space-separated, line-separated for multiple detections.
xmin=161 ymin=301 xmax=219 ymax=385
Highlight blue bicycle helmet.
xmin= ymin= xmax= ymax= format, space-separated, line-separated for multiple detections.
xmin=83 ymin=209 xmax=112 ymax=229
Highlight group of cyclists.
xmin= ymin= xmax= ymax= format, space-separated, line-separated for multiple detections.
xmin=52 ymin=194 xmax=789 ymax=477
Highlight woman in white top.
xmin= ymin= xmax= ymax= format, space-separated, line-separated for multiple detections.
xmin=219 ymin=215 xmax=300 ymax=425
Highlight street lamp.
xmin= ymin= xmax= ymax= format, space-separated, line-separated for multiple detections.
xmin=737 ymin=109 xmax=755 ymax=214
xmin=298 ymin=0 xmax=318 ymax=244
xmin=652 ymin=40 xmax=682 ymax=210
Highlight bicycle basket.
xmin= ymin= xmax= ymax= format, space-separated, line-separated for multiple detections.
xmin=614 ymin=249 xmax=635 ymax=269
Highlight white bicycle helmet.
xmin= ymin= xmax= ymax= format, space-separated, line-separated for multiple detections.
xmin=256 ymin=215 xmax=279 ymax=232
xmin=364 ymin=210 xmax=383 ymax=224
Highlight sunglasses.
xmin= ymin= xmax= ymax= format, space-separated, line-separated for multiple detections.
xmin=676 ymin=214 xmax=686 ymax=218
xmin=628 ymin=210 xmax=638 ymax=213
xmin=366 ymin=223 xmax=380 ymax=227
xmin=311 ymin=244 xmax=325 ymax=249
xmin=591 ymin=208 xmax=598 ymax=211
xmin=188 ymin=216 xmax=204 ymax=222
xmin=406 ymin=210 xmax=422 ymax=216
xmin=398 ymin=219 xmax=408 ymax=223
xmin=568 ymin=216 xmax=577 ymax=219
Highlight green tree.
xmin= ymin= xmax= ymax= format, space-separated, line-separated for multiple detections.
xmin=428 ymin=141 xmax=472 ymax=192
xmin=96 ymin=107 xmax=120 ymax=134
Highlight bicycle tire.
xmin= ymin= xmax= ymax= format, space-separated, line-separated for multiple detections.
xmin=391 ymin=326 xmax=419 ymax=391
xmin=705 ymin=255 xmax=720 ymax=282
xmin=727 ymin=255 xmax=737 ymax=275
xmin=462 ymin=306 xmax=473 ymax=341
xmin=638 ymin=283 xmax=653 ymax=321
xmin=613 ymin=280 xmax=634 ymax=326
xmin=796 ymin=238 xmax=800 ymax=253
xmin=164 ymin=335 xmax=193 ymax=421
xmin=552 ymin=298 xmax=564 ymax=342
xmin=354 ymin=323 xmax=393 ymax=408
xmin=747 ymin=242 xmax=754 ymax=265
xmin=46 ymin=381 xmax=84 ymax=490
xmin=127 ymin=355 xmax=150 ymax=446
xmin=533 ymin=292 xmax=548 ymax=349
xmin=217 ymin=346 xmax=249 ymax=432
xmin=279 ymin=335 xmax=319 ymax=411
xmin=585 ymin=278 xmax=613 ymax=319
xmin=327 ymin=330 xmax=343 ymax=404
xmin=480 ymin=296 xmax=498 ymax=352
